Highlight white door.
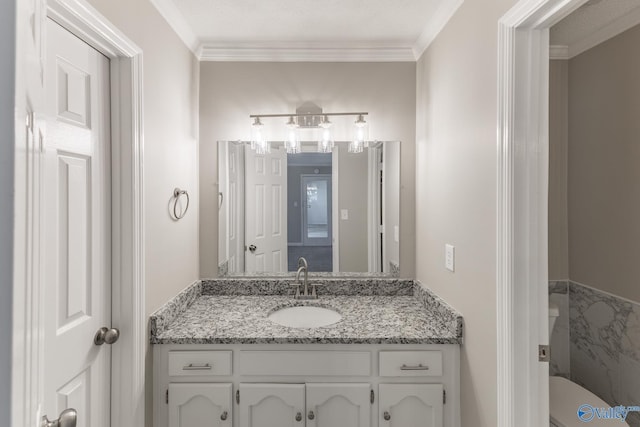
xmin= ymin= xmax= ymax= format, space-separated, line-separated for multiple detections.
xmin=43 ymin=18 xmax=112 ymax=427
xmin=239 ymin=383 xmax=305 ymax=427
xmin=169 ymin=383 xmax=232 ymax=427
xmin=244 ymin=146 xmax=288 ymax=272
xmin=306 ymin=383 xmax=370 ymax=427
xmin=227 ymin=142 xmax=245 ymax=272
xmin=378 ymin=384 xmax=443 ymax=427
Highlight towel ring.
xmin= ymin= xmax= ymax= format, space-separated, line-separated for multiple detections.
xmin=172 ymin=188 xmax=189 ymax=220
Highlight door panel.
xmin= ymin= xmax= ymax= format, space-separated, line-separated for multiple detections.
xmin=306 ymin=383 xmax=370 ymax=427
xmin=169 ymin=383 xmax=232 ymax=427
xmin=239 ymin=383 xmax=304 ymax=427
xmin=379 ymin=384 xmax=443 ymax=427
xmin=302 ymin=175 xmax=332 ymax=246
xmin=44 ymin=18 xmax=111 ymax=427
xmin=245 ymin=146 xmax=288 ymax=272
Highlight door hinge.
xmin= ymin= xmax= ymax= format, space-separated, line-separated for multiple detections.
xmin=236 ymin=389 xmax=240 ymax=404
xmin=539 ymin=344 xmax=550 ymax=362
xmin=443 ymin=390 xmax=446 ymax=404
xmin=370 ymin=389 xmax=375 ymax=404
xmin=166 ymin=389 xmax=169 ymax=404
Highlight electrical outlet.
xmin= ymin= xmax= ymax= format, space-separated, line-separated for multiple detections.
xmin=445 ymin=244 xmax=455 ymax=272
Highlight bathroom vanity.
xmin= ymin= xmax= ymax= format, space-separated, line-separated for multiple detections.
xmin=151 ymin=278 xmax=462 ymax=427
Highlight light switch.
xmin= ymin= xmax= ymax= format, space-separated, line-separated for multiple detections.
xmin=341 ymin=209 xmax=349 ymax=220
xmin=445 ymin=244 xmax=455 ymax=272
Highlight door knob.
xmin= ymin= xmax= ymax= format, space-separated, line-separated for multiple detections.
xmin=383 ymin=411 xmax=391 ymax=421
xmin=94 ymin=327 xmax=120 ymax=345
xmin=248 ymin=244 xmax=257 ymax=253
xmin=41 ymin=408 xmax=77 ymax=427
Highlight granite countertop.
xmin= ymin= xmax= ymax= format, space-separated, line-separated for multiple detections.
xmin=150 ymin=279 xmax=463 ymax=345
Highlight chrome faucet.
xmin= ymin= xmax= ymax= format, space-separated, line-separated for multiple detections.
xmin=294 ymin=257 xmax=317 ymax=299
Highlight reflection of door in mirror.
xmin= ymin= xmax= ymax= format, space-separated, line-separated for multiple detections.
xmin=244 ymin=146 xmax=288 ymax=272
xmin=219 ymin=141 xmax=245 ymax=274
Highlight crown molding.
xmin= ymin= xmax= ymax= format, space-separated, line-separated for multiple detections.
xmin=149 ymin=0 xmax=199 ymax=53
xmin=549 ymin=45 xmax=569 ymax=59
xmin=197 ymin=43 xmax=416 ymax=62
xmin=412 ymin=0 xmax=464 ymax=59
xmin=565 ymin=6 xmax=640 ymax=58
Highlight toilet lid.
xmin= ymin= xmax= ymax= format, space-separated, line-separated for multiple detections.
xmin=550 ymin=376 xmax=630 ymax=426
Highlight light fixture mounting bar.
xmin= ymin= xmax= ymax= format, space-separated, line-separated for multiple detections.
xmin=249 ymin=112 xmax=368 ymax=118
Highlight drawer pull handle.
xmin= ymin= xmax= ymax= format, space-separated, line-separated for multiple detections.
xmin=295 ymin=412 xmax=302 ymax=422
xmin=220 ymin=411 xmax=228 ymax=421
xmin=182 ymin=363 xmax=212 ymax=370
xmin=308 ymin=411 xmax=315 ymax=420
xmin=383 ymin=411 xmax=391 ymax=421
xmin=400 ymin=363 xmax=429 ymax=371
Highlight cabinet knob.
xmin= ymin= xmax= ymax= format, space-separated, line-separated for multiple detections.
xmin=295 ymin=412 xmax=302 ymax=422
xmin=308 ymin=410 xmax=315 ymax=420
xmin=220 ymin=411 xmax=228 ymax=421
xmin=383 ymin=411 xmax=391 ymax=421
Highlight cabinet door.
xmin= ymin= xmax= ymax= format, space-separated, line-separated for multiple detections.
xmin=169 ymin=383 xmax=232 ymax=427
xmin=379 ymin=384 xmax=443 ymax=427
xmin=239 ymin=383 xmax=305 ymax=427
xmin=306 ymin=383 xmax=371 ymax=427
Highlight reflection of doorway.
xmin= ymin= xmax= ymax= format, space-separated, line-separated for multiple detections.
xmin=302 ymin=175 xmax=332 ymax=246
xmin=287 ymin=153 xmax=333 ymax=271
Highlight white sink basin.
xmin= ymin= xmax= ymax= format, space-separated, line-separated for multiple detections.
xmin=268 ymin=306 xmax=342 ymax=329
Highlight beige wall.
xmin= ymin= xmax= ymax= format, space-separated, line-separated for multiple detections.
xmin=416 ymin=0 xmax=517 ymax=426
xmin=199 ymin=62 xmax=416 ymax=277
xmin=567 ymin=24 xmax=640 ymax=303
xmin=86 ymin=0 xmax=201 ymax=316
xmin=548 ymin=60 xmax=570 ymax=280
xmin=81 ymin=1 xmax=200 ymax=425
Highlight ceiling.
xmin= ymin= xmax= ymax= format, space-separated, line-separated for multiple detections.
xmin=551 ymin=0 xmax=640 ymax=58
xmin=150 ymin=0 xmax=462 ymax=61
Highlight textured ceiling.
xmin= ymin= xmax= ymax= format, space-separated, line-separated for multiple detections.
xmin=551 ymin=0 xmax=640 ymax=46
xmin=172 ymin=0 xmax=446 ymax=46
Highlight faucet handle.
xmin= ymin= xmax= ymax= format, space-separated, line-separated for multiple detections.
xmin=289 ymin=282 xmax=301 ymax=298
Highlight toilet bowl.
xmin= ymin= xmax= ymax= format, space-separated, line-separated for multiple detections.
xmin=548 ymin=303 xmax=630 ymax=426
xmin=550 ymin=376 xmax=630 ymax=426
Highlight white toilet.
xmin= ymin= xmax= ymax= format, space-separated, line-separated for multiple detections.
xmin=548 ymin=302 xmax=630 ymax=426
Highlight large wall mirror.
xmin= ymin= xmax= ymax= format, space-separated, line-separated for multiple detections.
xmin=217 ymin=141 xmax=400 ymax=275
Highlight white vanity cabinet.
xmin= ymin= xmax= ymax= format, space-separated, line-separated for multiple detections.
xmin=306 ymin=383 xmax=371 ymax=427
xmin=238 ymin=383 xmax=370 ymax=427
xmin=154 ymin=344 xmax=460 ymax=427
xmin=239 ymin=383 xmax=305 ymax=427
xmin=168 ymin=383 xmax=233 ymax=427
xmin=378 ymin=384 xmax=444 ymax=427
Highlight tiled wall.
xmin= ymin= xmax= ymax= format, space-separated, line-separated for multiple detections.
xmin=550 ymin=281 xmax=640 ymax=427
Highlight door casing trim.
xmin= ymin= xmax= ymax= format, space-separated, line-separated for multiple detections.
xmin=46 ymin=1 xmax=145 ymax=426
xmin=496 ymin=0 xmax=588 ymax=425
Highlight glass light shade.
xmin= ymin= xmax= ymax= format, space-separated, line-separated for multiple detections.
xmin=348 ymin=140 xmax=365 ymax=153
xmin=285 ymin=127 xmax=301 ymax=154
xmin=251 ymin=117 xmax=270 ymax=154
xmin=353 ymin=114 xmax=369 ymax=150
xmin=317 ymin=128 xmax=334 ymax=153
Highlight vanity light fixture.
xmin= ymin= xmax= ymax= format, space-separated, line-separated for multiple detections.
xmin=249 ymin=110 xmax=369 ymax=154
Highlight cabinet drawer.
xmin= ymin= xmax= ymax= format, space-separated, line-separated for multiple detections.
xmin=379 ymin=351 xmax=442 ymax=377
xmin=168 ymin=351 xmax=232 ymax=376
xmin=239 ymin=351 xmax=371 ymax=376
